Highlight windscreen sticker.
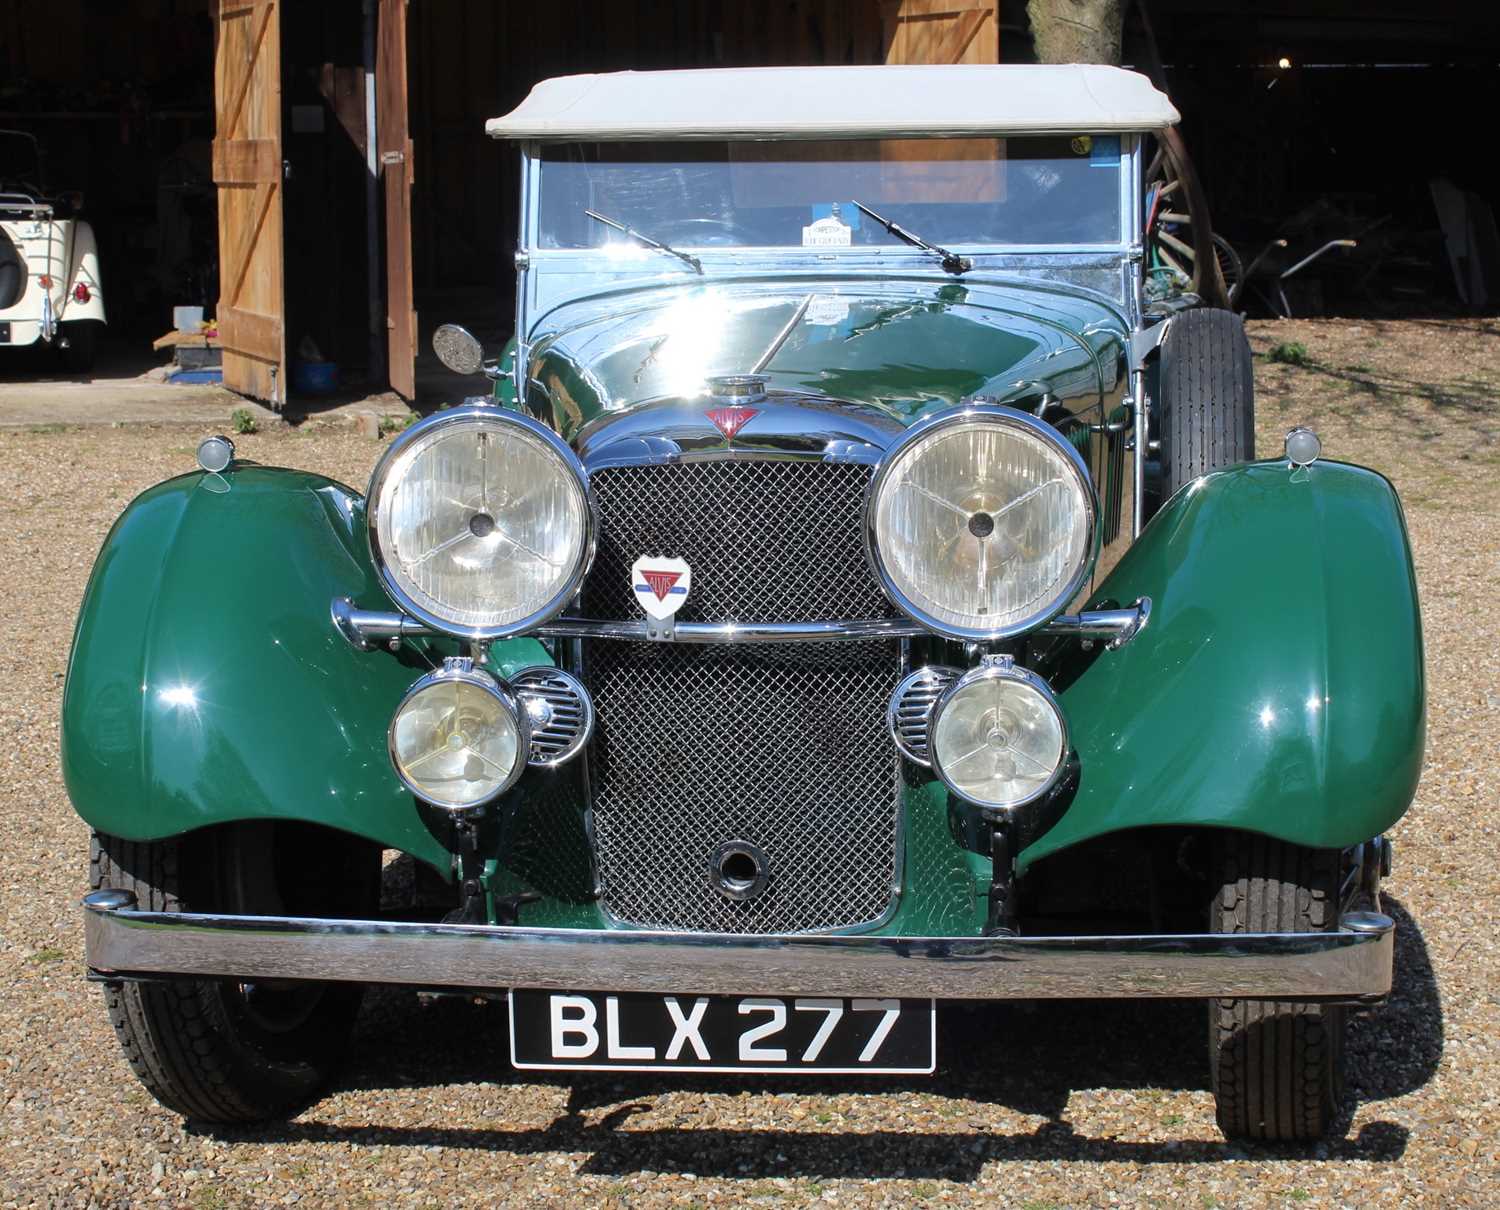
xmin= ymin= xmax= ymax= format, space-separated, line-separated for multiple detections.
xmin=802 ymin=215 xmax=852 ymax=248
xmin=1089 ymin=135 xmax=1121 ymax=166
xmin=804 ymin=296 xmax=851 ymax=326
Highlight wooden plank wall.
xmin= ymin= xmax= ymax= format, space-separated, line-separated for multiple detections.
xmin=881 ymin=0 xmax=1000 ymax=63
xmin=407 ymin=0 xmax=898 ymax=312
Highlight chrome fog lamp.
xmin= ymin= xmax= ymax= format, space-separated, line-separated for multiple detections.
xmin=868 ymin=405 xmax=1098 ymax=641
xmin=389 ymin=658 xmax=528 ymax=811
xmin=930 ymin=655 xmax=1068 ymax=811
xmin=368 ymin=405 xmax=594 ymax=638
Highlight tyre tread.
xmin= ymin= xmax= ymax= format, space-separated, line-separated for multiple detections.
xmin=1158 ymin=308 xmax=1255 ymax=501
xmin=1208 ymin=833 xmax=1345 ymax=1141
xmin=91 ymin=831 xmax=360 ymax=1123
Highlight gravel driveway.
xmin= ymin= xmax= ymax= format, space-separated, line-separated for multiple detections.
xmin=2 ymin=318 xmax=1495 ymax=1207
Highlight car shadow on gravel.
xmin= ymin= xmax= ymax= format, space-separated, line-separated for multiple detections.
xmin=193 ymin=898 xmax=1439 ymax=1180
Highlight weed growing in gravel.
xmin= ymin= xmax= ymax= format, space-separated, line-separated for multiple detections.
xmin=1268 ymin=341 xmax=1311 ymax=366
xmin=190 ymin=1186 xmax=229 ymax=1210
xmin=28 ymin=947 xmax=64 ymax=962
xmin=231 ymin=407 xmax=259 ymax=435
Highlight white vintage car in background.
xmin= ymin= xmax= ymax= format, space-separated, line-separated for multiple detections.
xmin=0 ymin=130 xmax=106 ymax=370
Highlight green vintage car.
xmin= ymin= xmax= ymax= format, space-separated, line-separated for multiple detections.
xmin=67 ymin=65 xmax=1422 ymax=1140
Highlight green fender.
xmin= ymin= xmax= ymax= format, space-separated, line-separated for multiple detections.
xmin=1021 ymin=459 xmax=1425 ymax=872
xmin=61 ymin=466 xmax=546 ymax=876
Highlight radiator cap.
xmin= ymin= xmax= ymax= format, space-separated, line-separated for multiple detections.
xmin=705 ymin=373 xmax=768 ymax=403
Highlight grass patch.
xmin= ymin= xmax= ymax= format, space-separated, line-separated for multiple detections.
xmin=29 ymin=946 xmax=65 ymax=963
xmin=1267 ymin=341 xmax=1311 ymax=366
xmin=190 ymin=1187 xmax=230 ymax=1210
xmin=231 ymin=407 xmax=259 ymax=435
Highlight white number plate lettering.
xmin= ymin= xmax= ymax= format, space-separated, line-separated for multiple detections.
xmin=510 ymin=991 xmax=935 ymax=1074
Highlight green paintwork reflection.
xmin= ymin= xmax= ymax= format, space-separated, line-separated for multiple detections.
xmin=524 ymin=276 xmax=1126 ymax=438
xmin=1022 ymin=459 xmax=1425 ymax=872
xmin=61 ymin=467 xmax=549 ymax=877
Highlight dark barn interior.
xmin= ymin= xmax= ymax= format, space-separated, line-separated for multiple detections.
xmin=2 ymin=0 xmax=1496 ymax=403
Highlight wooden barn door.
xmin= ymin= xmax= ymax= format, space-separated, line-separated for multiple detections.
xmin=214 ymin=0 xmax=286 ymax=406
xmin=380 ymin=0 xmax=417 ymax=400
xmin=881 ymin=0 xmax=999 ymax=63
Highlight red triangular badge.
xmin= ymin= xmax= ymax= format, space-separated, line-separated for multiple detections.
xmin=640 ymin=569 xmax=683 ymax=601
xmin=707 ymin=407 xmax=758 ymax=441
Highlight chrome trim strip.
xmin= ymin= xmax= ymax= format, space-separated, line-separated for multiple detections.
xmin=540 ymin=618 xmax=926 ymax=643
xmin=331 ymin=598 xmax=1152 ymax=648
xmin=83 ymin=894 xmax=1394 ymax=1001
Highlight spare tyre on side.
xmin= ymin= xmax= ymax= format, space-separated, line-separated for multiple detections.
xmin=1149 ymin=307 xmax=1255 ymax=517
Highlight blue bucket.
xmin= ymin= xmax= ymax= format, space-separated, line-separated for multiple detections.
xmin=292 ymin=360 xmax=339 ymax=396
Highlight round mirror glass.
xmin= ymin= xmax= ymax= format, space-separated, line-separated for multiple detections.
xmin=432 ymin=324 xmax=485 ymax=375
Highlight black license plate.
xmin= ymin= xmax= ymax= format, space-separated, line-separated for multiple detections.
xmin=509 ymin=991 xmax=936 ymax=1074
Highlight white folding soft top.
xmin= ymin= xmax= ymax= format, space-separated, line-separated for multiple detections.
xmin=486 ymin=64 xmax=1178 ymax=142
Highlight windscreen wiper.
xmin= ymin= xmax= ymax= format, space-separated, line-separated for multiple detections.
xmin=852 ymin=200 xmax=972 ymax=275
xmin=585 ymin=209 xmax=702 ymax=274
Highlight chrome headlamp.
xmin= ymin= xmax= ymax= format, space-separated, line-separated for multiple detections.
xmin=867 ymin=406 xmax=1098 ymax=641
xmin=367 ymin=406 xmax=593 ymax=638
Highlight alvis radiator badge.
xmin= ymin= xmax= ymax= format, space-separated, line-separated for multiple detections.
xmin=631 ymin=556 xmax=691 ymax=641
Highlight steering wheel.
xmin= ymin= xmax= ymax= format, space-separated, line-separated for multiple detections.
xmin=649 ymin=217 xmax=761 ymax=248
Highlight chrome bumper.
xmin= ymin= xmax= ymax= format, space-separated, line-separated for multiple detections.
xmin=83 ymin=891 xmax=1393 ymax=1001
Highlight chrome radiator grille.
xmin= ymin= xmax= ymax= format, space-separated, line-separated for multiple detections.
xmin=583 ymin=459 xmax=893 ymax=623
xmin=585 ymin=639 xmax=902 ymax=934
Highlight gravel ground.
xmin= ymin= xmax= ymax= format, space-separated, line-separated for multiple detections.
xmin=1 ymin=318 xmax=1496 ymax=1207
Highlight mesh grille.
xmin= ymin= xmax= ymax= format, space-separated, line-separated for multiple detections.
xmin=586 ymin=639 xmax=902 ymax=934
xmin=583 ymin=460 xmax=893 ymax=623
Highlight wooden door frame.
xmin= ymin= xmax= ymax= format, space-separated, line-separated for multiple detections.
xmin=379 ymin=0 xmax=416 ymax=401
xmin=214 ymin=0 xmax=286 ymax=406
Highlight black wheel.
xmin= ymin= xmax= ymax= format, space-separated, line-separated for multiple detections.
xmin=61 ymin=319 xmax=99 ymax=373
xmin=91 ymin=824 xmax=378 ymax=1122
xmin=1208 ymin=834 xmax=1347 ymax=1141
xmin=1153 ymin=307 xmax=1255 ymax=508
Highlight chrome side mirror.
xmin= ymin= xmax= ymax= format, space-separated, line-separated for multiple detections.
xmin=433 ymin=323 xmax=485 ymax=375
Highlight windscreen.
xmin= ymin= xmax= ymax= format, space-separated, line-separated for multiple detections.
xmin=537 ymin=136 xmax=1124 ymax=251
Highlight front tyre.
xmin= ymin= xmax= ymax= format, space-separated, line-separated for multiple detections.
xmin=1208 ymin=834 xmax=1347 ymax=1141
xmin=91 ymin=826 xmax=375 ymax=1122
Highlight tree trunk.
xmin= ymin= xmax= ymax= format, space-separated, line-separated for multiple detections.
xmin=1026 ymin=0 xmax=1122 ymax=64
